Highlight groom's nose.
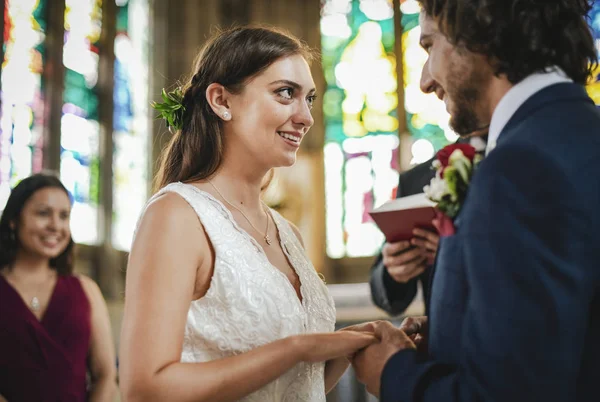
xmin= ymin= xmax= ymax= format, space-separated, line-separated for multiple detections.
xmin=420 ymin=60 xmax=436 ymax=95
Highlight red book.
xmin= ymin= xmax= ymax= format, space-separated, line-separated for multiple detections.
xmin=369 ymin=193 xmax=437 ymax=243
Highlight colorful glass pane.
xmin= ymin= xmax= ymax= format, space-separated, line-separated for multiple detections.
xmin=321 ymin=0 xmax=400 ymax=257
xmin=60 ymin=0 xmax=102 ymax=244
xmin=400 ymin=0 xmax=453 ymax=162
xmin=112 ymin=0 xmax=150 ymax=251
xmin=587 ymin=1 xmax=600 ymax=106
xmin=0 ymin=0 xmax=47 ymax=210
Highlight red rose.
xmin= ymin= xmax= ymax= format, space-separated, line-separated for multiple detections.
xmin=436 ymin=143 xmax=477 ymax=168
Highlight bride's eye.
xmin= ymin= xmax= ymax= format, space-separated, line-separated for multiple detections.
xmin=277 ymin=87 xmax=294 ymax=100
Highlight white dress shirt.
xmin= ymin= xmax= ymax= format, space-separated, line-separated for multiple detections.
xmin=486 ymin=68 xmax=572 ymax=155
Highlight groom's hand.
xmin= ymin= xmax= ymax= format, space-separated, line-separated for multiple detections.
xmin=351 ymin=321 xmax=416 ymax=398
xmin=411 ymin=228 xmax=440 ymax=265
xmin=400 ymin=316 xmax=429 ymax=354
xmin=382 ymin=241 xmax=427 ymax=283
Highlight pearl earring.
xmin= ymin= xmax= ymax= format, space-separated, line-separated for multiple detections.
xmin=222 ymin=111 xmax=231 ymax=120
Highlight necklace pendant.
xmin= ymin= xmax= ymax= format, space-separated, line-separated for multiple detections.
xmin=31 ymin=296 xmax=40 ymax=312
xmin=264 ymin=234 xmax=272 ymax=245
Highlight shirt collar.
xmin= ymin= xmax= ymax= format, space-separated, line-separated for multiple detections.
xmin=485 ymin=67 xmax=572 ymax=155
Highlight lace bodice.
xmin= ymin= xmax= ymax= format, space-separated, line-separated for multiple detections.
xmin=145 ymin=182 xmax=336 ymax=402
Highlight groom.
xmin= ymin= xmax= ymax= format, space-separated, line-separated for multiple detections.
xmin=352 ymin=0 xmax=600 ymax=401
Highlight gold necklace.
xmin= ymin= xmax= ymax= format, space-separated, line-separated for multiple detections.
xmin=208 ymin=180 xmax=272 ymax=246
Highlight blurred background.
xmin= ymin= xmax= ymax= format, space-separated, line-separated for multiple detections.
xmin=1 ymin=0 xmax=599 ymax=400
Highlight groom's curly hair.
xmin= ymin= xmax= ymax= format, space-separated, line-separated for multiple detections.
xmin=417 ymin=0 xmax=598 ymax=85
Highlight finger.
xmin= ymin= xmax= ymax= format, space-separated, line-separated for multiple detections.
xmin=425 ymin=248 xmax=437 ymax=259
xmin=340 ymin=322 xmax=376 ymax=333
xmin=413 ymin=333 xmax=424 ymax=346
xmin=388 ymin=263 xmax=426 ymax=283
xmin=410 ymin=237 xmax=430 ymax=250
xmin=411 ymin=236 xmax=439 ymax=252
xmin=424 ymin=240 xmax=438 ymax=252
xmin=386 ymin=325 xmax=417 ymax=349
xmin=329 ymin=332 xmax=378 ymax=359
xmin=399 ymin=316 xmax=421 ymax=335
xmin=430 ymin=233 xmax=440 ymax=247
xmin=383 ymin=248 xmax=423 ymax=268
xmin=412 ymin=228 xmax=439 ymax=243
xmin=411 ymin=238 xmax=438 ymax=252
xmin=387 ymin=257 xmax=427 ymax=282
xmin=388 ymin=267 xmax=426 ymax=284
xmin=342 ymin=331 xmax=379 ymax=347
xmin=373 ymin=320 xmax=396 ymax=340
xmin=345 ymin=336 xmax=380 ymax=365
xmin=382 ymin=241 xmax=411 ymax=257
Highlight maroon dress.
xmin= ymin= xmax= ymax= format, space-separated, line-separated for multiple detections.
xmin=0 ymin=274 xmax=91 ymax=401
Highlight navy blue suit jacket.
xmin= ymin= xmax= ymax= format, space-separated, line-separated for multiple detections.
xmin=381 ymin=83 xmax=600 ymax=401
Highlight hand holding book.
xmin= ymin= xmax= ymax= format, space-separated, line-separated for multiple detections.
xmin=369 ymin=193 xmax=436 ymax=243
xmin=370 ymin=193 xmax=440 ymax=276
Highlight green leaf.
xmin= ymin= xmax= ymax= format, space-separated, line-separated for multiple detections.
xmin=151 ymin=87 xmax=186 ymax=130
xmin=444 ymin=167 xmax=460 ymax=201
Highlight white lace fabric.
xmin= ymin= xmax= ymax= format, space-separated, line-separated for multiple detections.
xmin=143 ymin=182 xmax=336 ymax=402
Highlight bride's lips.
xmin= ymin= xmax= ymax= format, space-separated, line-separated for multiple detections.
xmin=277 ymin=131 xmax=302 ymax=148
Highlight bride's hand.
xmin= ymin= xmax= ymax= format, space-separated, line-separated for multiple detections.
xmin=293 ymin=330 xmax=378 ymax=363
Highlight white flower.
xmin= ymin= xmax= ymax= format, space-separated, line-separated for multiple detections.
xmin=449 ymin=149 xmax=465 ymax=162
xmin=432 ymin=159 xmax=442 ymax=170
xmin=424 ymin=174 xmax=449 ymax=201
xmin=449 ymin=149 xmax=472 ymax=184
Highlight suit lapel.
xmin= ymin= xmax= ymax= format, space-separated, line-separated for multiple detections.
xmin=495 ymin=83 xmax=592 ymax=149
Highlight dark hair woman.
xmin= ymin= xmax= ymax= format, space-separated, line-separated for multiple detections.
xmin=0 ymin=173 xmax=117 ymax=401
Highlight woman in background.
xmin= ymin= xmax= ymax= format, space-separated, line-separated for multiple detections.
xmin=0 ymin=173 xmax=117 ymax=401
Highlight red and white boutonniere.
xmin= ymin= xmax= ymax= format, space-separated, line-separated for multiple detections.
xmin=424 ymin=143 xmax=482 ymax=236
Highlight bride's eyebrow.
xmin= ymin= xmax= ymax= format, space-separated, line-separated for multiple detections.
xmin=269 ymin=79 xmax=316 ymax=94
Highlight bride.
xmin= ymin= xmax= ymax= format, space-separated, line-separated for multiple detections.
xmin=119 ymin=26 xmax=376 ymax=402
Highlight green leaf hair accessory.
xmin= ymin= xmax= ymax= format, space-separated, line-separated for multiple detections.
xmin=151 ymin=87 xmax=185 ymax=132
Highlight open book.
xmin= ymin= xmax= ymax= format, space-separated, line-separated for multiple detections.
xmin=369 ymin=193 xmax=437 ymax=243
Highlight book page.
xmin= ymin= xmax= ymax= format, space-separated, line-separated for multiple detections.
xmin=371 ymin=192 xmax=435 ymax=213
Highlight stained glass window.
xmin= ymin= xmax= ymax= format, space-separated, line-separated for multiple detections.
xmin=587 ymin=1 xmax=600 ymax=106
xmin=112 ymin=0 xmax=150 ymax=251
xmin=399 ymin=0 xmax=453 ymax=162
xmin=60 ymin=0 xmax=102 ymax=244
xmin=0 ymin=0 xmax=47 ymax=209
xmin=321 ymin=0 xmax=400 ymax=258
xmin=321 ymin=0 xmax=453 ymax=258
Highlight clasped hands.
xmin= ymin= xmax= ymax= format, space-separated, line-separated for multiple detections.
xmin=342 ymin=316 xmax=428 ymax=398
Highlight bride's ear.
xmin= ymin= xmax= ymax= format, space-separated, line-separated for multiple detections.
xmin=206 ymin=83 xmax=232 ymax=121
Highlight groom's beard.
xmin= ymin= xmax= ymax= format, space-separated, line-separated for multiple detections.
xmin=445 ymin=59 xmax=492 ymax=137
xmin=448 ymin=85 xmax=490 ymax=137
xmin=462 ymin=125 xmax=490 ymax=139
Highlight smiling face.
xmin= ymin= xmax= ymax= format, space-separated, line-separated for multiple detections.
xmin=225 ymin=54 xmax=316 ymax=168
xmin=419 ymin=13 xmax=494 ymax=136
xmin=14 ymin=187 xmax=72 ymax=260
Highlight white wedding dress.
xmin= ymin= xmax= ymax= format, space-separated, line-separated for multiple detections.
xmin=145 ymin=182 xmax=336 ymax=402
